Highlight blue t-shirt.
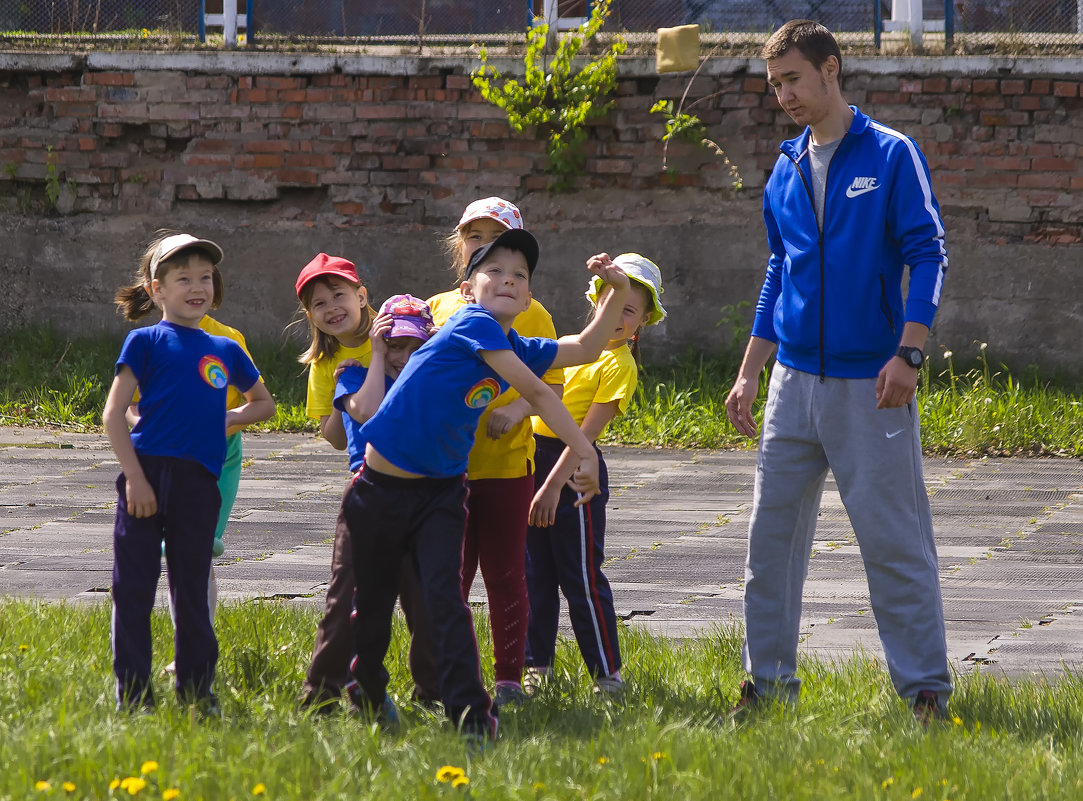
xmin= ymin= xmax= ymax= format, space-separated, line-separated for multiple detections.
xmin=360 ymin=305 xmax=558 ymax=478
xmin=117 ymin=321 xmax=261 ymax=477
xmin=333 ymin=364 xmax=393 ymax=474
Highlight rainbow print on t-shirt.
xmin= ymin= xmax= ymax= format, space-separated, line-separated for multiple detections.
xmin=198 ymin=355 xmax=229 ymax=389
xmin=464 ymin=377 xmax=500 ymax=409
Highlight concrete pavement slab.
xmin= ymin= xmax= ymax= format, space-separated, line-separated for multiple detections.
xmin=2 ymin=426 xmax=1081 ymax=681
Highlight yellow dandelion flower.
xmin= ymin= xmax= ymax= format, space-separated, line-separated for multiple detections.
xmin=452 ymin=776 xmax=470 ymax=788
xmin=435 ymin=766 xmax=465 ymax=783
xmin=123 ymin=777 xmax=147 ymax=795
xmin=63 ymin=782 xmax=76 ymax=793
xmin=19 ymin=644 xmax=29 ymax=652
xmin=953 ymin=716 xmax=963 ymax=726
xmin=141 ymin=762 xmax=159 ymax=775
xmin=111 ymin=779 xmax=122 ymax=790
xmin=533 ymin=783 xmax=546 ymax=791
xmin=252 ymin=784 xmax=266 ymax=796
xmin=35 ymin=780 xmax=52 ymax=791
xmin=912 ymin=788 xmax=923 ymax=799
xmin=163 ymin=790 xmax=181 ymax=801
xmin=652 ymin=751 xmax=666 ymax=760
xmin=882 ymin=777 xmax=894 ymax=789
xmin=597 ymin=756 xmax=609 ymax=765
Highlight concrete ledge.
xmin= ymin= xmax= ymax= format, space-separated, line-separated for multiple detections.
xmin=1 ymin=49 xmax=1081 ymax=78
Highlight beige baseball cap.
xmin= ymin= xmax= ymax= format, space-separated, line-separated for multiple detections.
xmin=150 ymin=233 xmax=223 ymax=279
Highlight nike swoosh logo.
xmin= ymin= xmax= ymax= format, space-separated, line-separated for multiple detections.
xmin=846 ymin=185 xmax=879 ymax=198
xmin=886 ymin=429 xmax=906 ymax=439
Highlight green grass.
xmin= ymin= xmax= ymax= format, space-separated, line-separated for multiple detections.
xmin=1 ymin=600 xmax=1081 ymax=800
xmin=3 ymin=326 xmax=1083 ymax=456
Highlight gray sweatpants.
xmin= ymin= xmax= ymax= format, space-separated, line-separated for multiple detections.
xmin=742 ymin=363 xmax=952 ymax=703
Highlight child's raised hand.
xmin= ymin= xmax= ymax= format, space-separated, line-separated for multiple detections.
xmin=333 ymin=357 xmax=364 ymax=380
xmin=369 ymin=312 xmax=394 ymax=356
xmin=586 ymin=252 xmax=630 ymax=292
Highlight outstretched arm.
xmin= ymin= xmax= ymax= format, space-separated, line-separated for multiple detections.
xmin=481 ymin=349 xmax=600 ymax=505
xmin=549 ymin=253 xmax=630 ymax=370
xmin=529 ymin=400 xmax=618 ymax=527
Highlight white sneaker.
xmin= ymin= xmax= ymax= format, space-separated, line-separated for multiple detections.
xmin=594 ymin=674 xmax=626 ymax=697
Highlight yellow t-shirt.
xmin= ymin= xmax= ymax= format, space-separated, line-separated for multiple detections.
xmin=533 ymin=343 xmax=638 ymax=438
xmin=132 ymin=316 xmax=259 ymax=410
xmin=200 ymin=316 xmax=257 ymax=411
xmin=305 ymin=339 xmax=373 ymax=418
xmin=426 ymin=291 xmax=563 ymax=480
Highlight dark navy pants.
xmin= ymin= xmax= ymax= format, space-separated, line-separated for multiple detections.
xmin=111 ymin=454 xmax=219 ymax=706
xmin=525 ymin=436 xmax=622 ymax=678
xmin=344 ymin=465 xmax=495 ymax=736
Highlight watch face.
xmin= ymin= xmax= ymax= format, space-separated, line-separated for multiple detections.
xmin=903 ymin=349 xmax=923 ymax=367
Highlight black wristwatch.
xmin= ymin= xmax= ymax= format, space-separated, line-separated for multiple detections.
xmin=896 ymin=346 xmax=924 ymax=368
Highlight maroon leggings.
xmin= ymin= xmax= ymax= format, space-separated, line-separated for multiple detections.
xmin=460 ymin=474 xmax=534 ymax=684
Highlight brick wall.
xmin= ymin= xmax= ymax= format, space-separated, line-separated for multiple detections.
xmin=0 ymin=53 xmax=1081 ymax=369
xmin=2 ymin=55 xmax=1080 ymax=243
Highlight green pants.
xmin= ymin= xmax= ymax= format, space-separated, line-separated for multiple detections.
xmin=215 ymin=432 xmax=244 ymax=542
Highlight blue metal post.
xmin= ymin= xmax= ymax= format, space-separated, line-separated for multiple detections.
xmin=246 ymin=0 xmax=254 ymax=44
xmin=199 ymin=0 xmax=206 ymax=42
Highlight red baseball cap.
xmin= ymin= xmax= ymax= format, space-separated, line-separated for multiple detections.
xmin=295 ymin=253 xmax=359 ymax=299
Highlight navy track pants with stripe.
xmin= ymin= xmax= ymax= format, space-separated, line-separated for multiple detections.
xmin=525 ymin=436 xmax=621 ymax=678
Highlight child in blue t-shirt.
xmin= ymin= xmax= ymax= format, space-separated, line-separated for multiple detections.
xmin=103 ymin=233 xmax=276 ymax=713
xmin=343 ymin=228 xmax=630 ymax=742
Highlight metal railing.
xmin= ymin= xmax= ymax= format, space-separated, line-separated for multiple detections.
xmin=2 ymin=1 xmax=1081 ymax=50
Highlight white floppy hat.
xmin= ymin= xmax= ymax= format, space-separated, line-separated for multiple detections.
xmin=457 ymin=197 xmax=524 ymax=232
xmin=150 ymin=233 xmax=223 ymax=278
xmin=586 ymin=253 xmax=667 ymax=325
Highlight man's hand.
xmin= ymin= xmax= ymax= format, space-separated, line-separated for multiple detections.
xmin=876 ymin=356 xmax=918 ymax=409
xmin=725 ymin=374 xmax=760 ymax=439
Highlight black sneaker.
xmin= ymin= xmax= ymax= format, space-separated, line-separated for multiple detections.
xmin=347 ymin=686 xmax=400 ymax=730
xmin=911 ymin=690 xmax=947 ymax=727
xmin=730 ymin=680 xmax=760 ymax=718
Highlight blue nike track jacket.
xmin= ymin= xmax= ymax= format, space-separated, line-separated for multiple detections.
xmin=750 ymin=106 xmax=948 ymax=379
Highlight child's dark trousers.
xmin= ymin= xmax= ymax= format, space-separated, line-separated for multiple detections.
xmin=525 ymin=436 xmax=622 ymax=678
xmin=111 ymin=454 xmax=219 ymax=707
xmin=345 ymin=465 xmax=495 ymax=736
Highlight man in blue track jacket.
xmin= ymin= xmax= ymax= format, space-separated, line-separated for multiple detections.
xmin=724 ymin=20 xmax=952 ymax=722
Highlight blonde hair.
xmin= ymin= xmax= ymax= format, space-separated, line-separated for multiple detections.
xmin=114 ymin=229 xmax=224 ymax=322
xmin=443 ymin=227 xmax=470 ymax=284
xmin=295 ymin=275 xmax=376 ymax=366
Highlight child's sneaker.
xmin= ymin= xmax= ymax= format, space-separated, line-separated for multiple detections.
xmin=493 ymin=682 xmax=527 ymax=710
xmin=522 ymin=666 xmax=552 ymax=697
xmin=593 ymin=673 xmax=626 ymax=697
xmin=347 ymin=686 xmax=400 ymax=730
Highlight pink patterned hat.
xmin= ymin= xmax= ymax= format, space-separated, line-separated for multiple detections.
xmin=457 ymin=197 xmax=524 ymax=231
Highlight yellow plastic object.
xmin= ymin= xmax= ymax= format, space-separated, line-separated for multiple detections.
xmin=656 ymin=24 xmax=700 ymax=73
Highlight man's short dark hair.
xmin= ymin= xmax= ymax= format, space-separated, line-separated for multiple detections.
xmin=761 ymin=19 xmax=843 ymax=77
